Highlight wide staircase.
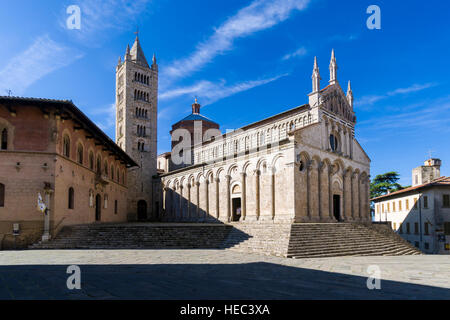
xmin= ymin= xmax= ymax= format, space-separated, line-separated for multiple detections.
xmin=29 ymin=223 xmax=233 ymax=249
xmin=286 ymin=223 xmax=422 ymax=258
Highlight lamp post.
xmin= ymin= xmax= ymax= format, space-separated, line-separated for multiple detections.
xmin=42 ymin=182 xmax=54 ymax=242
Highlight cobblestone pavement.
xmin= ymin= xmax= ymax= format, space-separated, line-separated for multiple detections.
xmin=0 ymin=250 xmax=449 ymax=299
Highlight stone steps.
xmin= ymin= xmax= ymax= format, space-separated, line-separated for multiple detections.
xmin=30 ymin=223 xmax=233 ymax=250
xmin=286 ymin=223 xmax=422 ymax=258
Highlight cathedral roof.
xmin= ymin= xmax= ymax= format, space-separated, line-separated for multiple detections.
xmin=179 ymin=113 xmax=218 ymax=124
xmin=130 ymin=36 xmax=149 ymax=68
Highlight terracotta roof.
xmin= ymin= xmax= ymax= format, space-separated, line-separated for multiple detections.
xmin=371 ymin=176 xmax=450 ymax=201
xmin=0 ymin=96 xmax=138 ymax=167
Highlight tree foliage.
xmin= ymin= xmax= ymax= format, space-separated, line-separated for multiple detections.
xmin=370 ymin=172 xmax=405 ymax=199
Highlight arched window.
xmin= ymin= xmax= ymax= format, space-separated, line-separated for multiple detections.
xmin=138 ymin=142 xmax=141 ymax=151
xmin=96 ymin=156 xmax=102 ymax=174
xmin=141 ymin=142 xmax=145 ymax=152
xmin=0 ymin=183 xmax=5 ymax=207
xmin=117 ymin=169 xmax=120 ymax=182
xmin=68 ymin=187 xmax=74 ymax=209
xmin=77 ymin=144 xmax=83 ymax=164
xmin=89 ymin=151 xmax=94 ymax=170
xmin=111 ymin=165 xmax=114 ymax=180
xmin=114 ymin=200 xmax=118 ymax=214
xmin=104 ymin=161 xmax=109 ymax=176
xmin=104 ymin=194 xmax=108 ymax=209
xmin=122 ymin=171 xmax=125 ymax=184
xmin=63 ymin=135 xmax=70 ymax=157
xmin=1 ymin=129 xmax=7 ymax=150
xmin=330 ymin=134 xmax=339 ymax=152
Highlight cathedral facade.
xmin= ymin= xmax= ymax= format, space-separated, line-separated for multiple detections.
xmin=159 ymin=51 xmax=371 ymax=225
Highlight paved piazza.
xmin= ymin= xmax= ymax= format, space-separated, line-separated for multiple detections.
xmin=0 ymin=250 xmax=449 ymax=299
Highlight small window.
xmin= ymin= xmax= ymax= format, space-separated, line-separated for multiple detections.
xmin=406 ymin=199 xmax=409 ymax=210
xmin=89 ymin=190 xmax=94 ymax=207
xmin=399 ymin=224 xmax=403 ymax=234
xmin=424 ymin=242 xmax=429 ymax=250
xmin=423 ymin=196 xmax=428 ymax=209
xmin=0 ymin=183 xmax=5 ymax=207
xmin=424 ymin=222 xmax=429 ymax=235
xmin=1 ymin=128 xmax=7 ymax=150
xmin=63 ymin=135 xmax=70 ymax=157
xmin=414 ymin=241 xmax=419 ymax=248
xmin=104 ymin=194 xmax=108 ymax=209
xmin=104 ymin=161 xmax=109 ymax=176
xmin=68 ymin=187 xmax=74 ymax=209
xmin=97 ymin=157 xmax=102 ymax=174
xmin=414 ymin=222 xmax=419 ymax=235
xmin=443 ymin=195 xmax=450 ymax=208
xmin=406 ymin=223 xmax=410 ymax=234
xmin=111 ymin=165 xmax=114 ymax=180
xmin=114 ymin=200 xmax=118 ymax=214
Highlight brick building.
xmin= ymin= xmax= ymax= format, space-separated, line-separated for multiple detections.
xmin=0 ymin=97 xmax=137 ymax=249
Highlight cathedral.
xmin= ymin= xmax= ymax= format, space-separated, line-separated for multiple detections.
xmin=154 ymin=48 xmax=371 ymax=226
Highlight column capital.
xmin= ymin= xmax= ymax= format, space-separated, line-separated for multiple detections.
xmin=196 ymin=181 xmax=200 ymax=187
xmin=215 ymin=177 xmax=220 ymax=183
xmin=240 ymin=172 xmax=246 ymax=178
xmin=225 ymin=175 xmax=231 ymax=181
xmin=254 ymin=169 xmax=261 ymax=176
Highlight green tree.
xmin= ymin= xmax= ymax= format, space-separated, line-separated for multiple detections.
xmin=370 ymin=172 xmax=405 ymax=199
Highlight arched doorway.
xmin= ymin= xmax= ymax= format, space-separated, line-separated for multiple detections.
xmin=231 ymin=184 xmax=242 ymax=222
xmin=333 ymin=194 xmax=341 ymax=222
xmin=137 ymin=200 xmax=147 ymax=221
xmin=95 ymin=194 xmax=101 ymax=221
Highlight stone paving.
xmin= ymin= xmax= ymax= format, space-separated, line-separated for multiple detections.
xmin=0 ymin=250 xmax=449 ymax=299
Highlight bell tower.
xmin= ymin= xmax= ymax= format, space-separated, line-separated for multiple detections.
xmin=115 ymin=34 xmax=158 ymax=221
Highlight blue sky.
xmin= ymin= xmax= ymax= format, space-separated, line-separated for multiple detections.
xmin=0 ymin=0 xmax=449 ymax=186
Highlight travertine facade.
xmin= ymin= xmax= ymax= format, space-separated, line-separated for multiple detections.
xmin=115 ymin=36 xmax=158 ymax=221
xmin=160 ymin=52 xmax=371 ymax=225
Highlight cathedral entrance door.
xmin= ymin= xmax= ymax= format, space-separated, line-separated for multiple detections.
xmin=95 ymin=194 xmax=101 ymax=221
xmin=333 ymin=195 xmax=341 ymax=222
xmin=137 ymin=200 xmax=147 ymax=221
xmin=232 ymin=198 xmax=242 ymax=222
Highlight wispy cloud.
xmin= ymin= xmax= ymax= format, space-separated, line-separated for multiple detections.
xmin=328 ymin=33 xmax=359 ymax=42
xmin=282 ymin=46 xmax=307 ymax=61
xmin=160 ymin=73 xmax=288 ymax=105
xmin=61 ymin=0 xmax=152 ymax=45
xmin=162 ymin=0 xmax=310 ymax=83
xmin=356 ymin=82 xmax=438 ymax=108
xmin=89 ymin=103 xmax=116 ymax=131
xmin=0 ymin=35 xmax=83 ymax=96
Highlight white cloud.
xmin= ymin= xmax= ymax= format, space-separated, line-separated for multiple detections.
xmin=0 ymin=35 xmax=84 ymax=96
xmin=162 ymin=0 xmax=310 ymax=83
xmin=282 ymin=46 xmax=307 ymax=61
xmin=160 ymin=73 xmax=288 ymax=105
xmin=90 ymin=103 xmax=116 ymax=131
xmin=356 ymin=82 xmax=437 ymax=108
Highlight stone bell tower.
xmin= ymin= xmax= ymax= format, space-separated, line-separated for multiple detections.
xmin=115 ymin=34 xmax=158 ymax=221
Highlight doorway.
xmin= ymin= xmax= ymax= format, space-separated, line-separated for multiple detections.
xmin=95 ymin=194 xmax=101 ymax=221
xmin=333 ymin=194 xmax=341 ymax=221
xmin=137 ymin=200 xmax=147 ymax=221
xmin=232 ymin=198 xmax=242 ymax=222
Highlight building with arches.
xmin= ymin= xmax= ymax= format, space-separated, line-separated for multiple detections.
xmin=0 ymin=97 xmax=137 ymax=249
xmin=159 ymin=51 xmax=371 ymax=239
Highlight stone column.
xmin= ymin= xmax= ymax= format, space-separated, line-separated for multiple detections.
xmin=179 ymin=185 xmax=183 ymax=221
xmin=325 ymin=118 xmax=330 ymax=151
xmin=271 ymin=168 xmax=275 ymax=220
xmin=215 ymin=177 xmax=220 ymax=219
xmin=317 ymin=162 xmax=323 ymax=220
xmin=196 ymin=181 xmax=200 ymax=220
xmin=226 ymin=175 xmax=231 ymax=222
xmin=241 ymin=172 xmax=246 ymax=221
xmin=187 ymin=184 xmax=191 ymax=221
xmin=342 ymin=170 xmax=347 ymax=221
xmin=358 ymin=176 xmax=362 ymax=220
xmin=349 ymin=129 xmax=353 ymax=159
xmin=205 ymin=179 xmax=209 ymax=220
xmin=328 ymin=169 xmax=333 ymax=221
xmin=255 ymin=169 xmax=261 ymax=220
xmin=306 ymin=163 xmax=312 ymax=220
xmin=342 ymin=129 xmax=347 ymax=157
xmin=350 ymin=173 xmax=356 ymax=220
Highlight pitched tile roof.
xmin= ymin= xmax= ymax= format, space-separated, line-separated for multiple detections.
xmin=371 ymin=176 xmax=450 ymax=201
